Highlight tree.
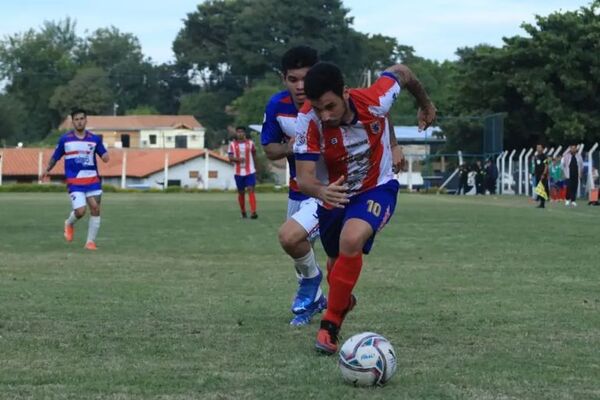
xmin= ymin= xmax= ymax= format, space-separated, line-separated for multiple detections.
xmin=173 ymin=0 xmax=386 ymax=87
xmin=0 ymin=94 xmax=27 ymax=145
xmin=50 ymin=67 xmax=114 ymax=117
xmin=445 ymin=2 xmax=600 ymax=151
xmin=78 ymin=27 xmax=161 ymax=114
xmin=229 ymin=78 xmax=280 ymax=128
xmin=0 ymin=19 xmax=79 ymax=139
xmin=178 ymin=89 xmax=238 ymax=148
xmin=126 ymin=105 xmax=159 ymax=115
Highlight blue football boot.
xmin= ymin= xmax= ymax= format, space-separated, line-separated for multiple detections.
xmin=291 ymin=268 xmax=324 ymax=315
xmin=290 ymin=294 xmax=327 ymax=326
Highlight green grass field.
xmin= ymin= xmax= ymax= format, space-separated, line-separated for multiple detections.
xmin=1 ymin=192 xmax=599 ymax=400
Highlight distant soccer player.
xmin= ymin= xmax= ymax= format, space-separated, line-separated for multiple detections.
xmin=261 ymin=46 xmax=326 ymax=326
xmin=294 ymin=62 xmax=436 ymax=354
xmin=228 ymin=126 xmax=258 ymax=219
xmin=42 ymin=108 xmax=109 ymax=250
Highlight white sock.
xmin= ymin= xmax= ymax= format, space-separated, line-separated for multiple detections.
xmin=293 ymin=248 xmax=320 ymax=279
xmin=87 ymin=216 xmax=101 ymax=243
xmin=66 ymin=211 xmax=78 ymax=225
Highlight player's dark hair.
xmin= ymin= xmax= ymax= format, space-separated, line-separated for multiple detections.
xmin=235 ymin=126 xmax=246 ymax=132
xmin=70 ymin=108 xmax=87 ymax=118
xmin=304 ymin=62 xmax=345 ymax=100
xmin=281 ymin=46 xmax=319 ymax=76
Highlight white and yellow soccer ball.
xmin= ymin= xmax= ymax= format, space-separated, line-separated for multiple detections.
xmin=338 ymin=332 xmax=397 ymax=387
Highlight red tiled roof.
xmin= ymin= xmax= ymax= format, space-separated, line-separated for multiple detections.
xmin=58 ymin=115 xmax=203 ymax=130
xmin=0 ymin=148 xmax=230 ymax=178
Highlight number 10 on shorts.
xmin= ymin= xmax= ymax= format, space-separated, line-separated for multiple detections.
xmin=367 ymin=200 xmax=381 ymax=217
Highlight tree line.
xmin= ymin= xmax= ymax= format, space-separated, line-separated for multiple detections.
xmin=1 ymin=0 xmax=598 ymax=153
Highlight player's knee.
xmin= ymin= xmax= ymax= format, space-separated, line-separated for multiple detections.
xmin=278 ymin=225 xmax=299 ymax=251
xmin=74 ymin=208 xmax=86 ymax=218
xmin=339 ymin=232 xmax=365 ymax=255
xmin=90 ymin=206 xmax=100 ymax=216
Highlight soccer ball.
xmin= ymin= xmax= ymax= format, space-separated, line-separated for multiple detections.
xmin=338 ymin=332 xmax=397 ymax=387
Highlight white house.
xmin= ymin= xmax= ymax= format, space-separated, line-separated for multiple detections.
xmin=100 ymin=149 xmax=235 ymax=190
xmin=59 ymin=115 xmax=206 ymax=149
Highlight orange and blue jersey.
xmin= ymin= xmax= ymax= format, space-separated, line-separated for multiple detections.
xmin=51 ymin=130 xmax=107 ymax=193
xmin=260 ymin=90 xmax=308 ymax=201
xmin=294 ymin=72 xmax=401 ymax=199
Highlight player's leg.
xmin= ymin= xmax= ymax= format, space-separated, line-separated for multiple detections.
xmin=65 ymin=192 xmax=86 ymax=242
xmin=234 ymin=175 xmax=247 ymax=218
xmin=316 ymin=181 xmax=399 ymax=354
xmin=247 ymin=174 xmax=258 ymax=218
xmin=282 ymin=198 xmax=326 ymax=325
xmin=84 ymin=191 xmax=102 ymax=250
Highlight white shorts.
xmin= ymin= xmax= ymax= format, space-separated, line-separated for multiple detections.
xmin=287 ymin=197 xmax=319 ymax=241
xmin=69 ymin=190 xmax=102 ymax=210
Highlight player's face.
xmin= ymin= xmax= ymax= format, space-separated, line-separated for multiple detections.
xmin=235 ymin=129 xmax=246 ymax=140
xmin=310 ymin=91 xmax=348 ymax=128
xmin=72 ymin=113 xmax=87 ymax=132
xmin=536 ymin=144 xmax=543 ymax=154
xmin=284 ymin=67 xmax=311 ymax=107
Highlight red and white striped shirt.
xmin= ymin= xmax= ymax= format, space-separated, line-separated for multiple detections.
xmin=294 ymin=73 xmax=401 ymax=196
xmin=228 ymin=139 xmax=256 ymax=176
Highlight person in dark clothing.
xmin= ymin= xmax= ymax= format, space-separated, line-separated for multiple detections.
xmin=473 ymin=160 xmax=485 ymax=195
xmin=533 ymin=144 xmax=549 ymax=208
xmin=456 ymin=163 xmax=470 ymax=195
xmin=561 ymin=144 xmax=584 ymax=207
xmin=484 ymin=158 xmax=498 ymax=195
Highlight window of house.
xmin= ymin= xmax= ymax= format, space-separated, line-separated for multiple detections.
xmin=149 ymin=134 xmax=157 ymax=145
xmin=121 ymin=134 xmax=130 ymax=148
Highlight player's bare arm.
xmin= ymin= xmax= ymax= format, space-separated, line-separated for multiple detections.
xmin=42 ymin=157 xmax=57 ymax=179
xmin=101 ymin=153 xmax=110 ymax=163
xmin=296 ymin=160 xmax=349 ymax=208
xmin=263 ymin=140 xmax=294 ymax=161
xmin=388 ymin=116 xmax=405 ymax=173
xmin=385 ymin=64 xmax=437 ymax=131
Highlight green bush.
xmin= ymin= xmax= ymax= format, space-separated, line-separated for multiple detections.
xmin=0 ymin=183 xmax=67 ymax=192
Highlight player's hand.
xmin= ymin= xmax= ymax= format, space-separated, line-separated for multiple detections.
xmin=40 ymin=171 xmax=48 ymax=181
xmin=392 ymin=145 xmax=406 ymax=173
xmin=417 ymin=102 xmax=437 ymax=132
xmin=319 ymin=175 xmax=349 ymax=208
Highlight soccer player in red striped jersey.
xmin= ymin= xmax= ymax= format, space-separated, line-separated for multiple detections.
xmin=294 ymin=62 xmax=436 ymax=354
xmin=42 ymin=108 xmax=110 ymax=250
xmin=228 ymin=126 xmax=258 ymax=219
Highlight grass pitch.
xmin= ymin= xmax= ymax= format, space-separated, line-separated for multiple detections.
xmin=0 ymin=192 xmax=599 ymax=399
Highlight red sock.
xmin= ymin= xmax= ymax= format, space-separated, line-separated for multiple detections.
xmin=238 ymin=193 xmax=246 ymax=213
xmin=324 ymin=253 xmax=362 ymax=326
xmin=326 ymin=257 xmax=336 ymax=286
xmin=249 ymin=192 xmax=257 ymax=213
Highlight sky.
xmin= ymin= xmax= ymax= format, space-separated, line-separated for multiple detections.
xmin=0 ymin=0 xmax=592 ymax=63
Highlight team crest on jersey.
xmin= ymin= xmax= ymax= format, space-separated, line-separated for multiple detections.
xmin=330 ymin=138 xmax=338 ymax=145
xmin=370 ymin=121 xmax=381 ymax=134
xmin=296 ymin=133 xmax=306 ymax=145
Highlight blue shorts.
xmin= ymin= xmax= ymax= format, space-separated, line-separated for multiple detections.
xmin=234 ymin=174 xmax=256 ymax=191
xmin=317 ymin=180 xmax=399 ymax=258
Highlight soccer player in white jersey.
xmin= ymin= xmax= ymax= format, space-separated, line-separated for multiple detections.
xmin=261 ymin=46 xmax=326 ymax=326
xmin=294 ymin=62 xmax=436 ymax=354
xmin=228 ymin=126 xmax=258 ymax=219
xmin=42 ymin=108 xmax=110 ymax=250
